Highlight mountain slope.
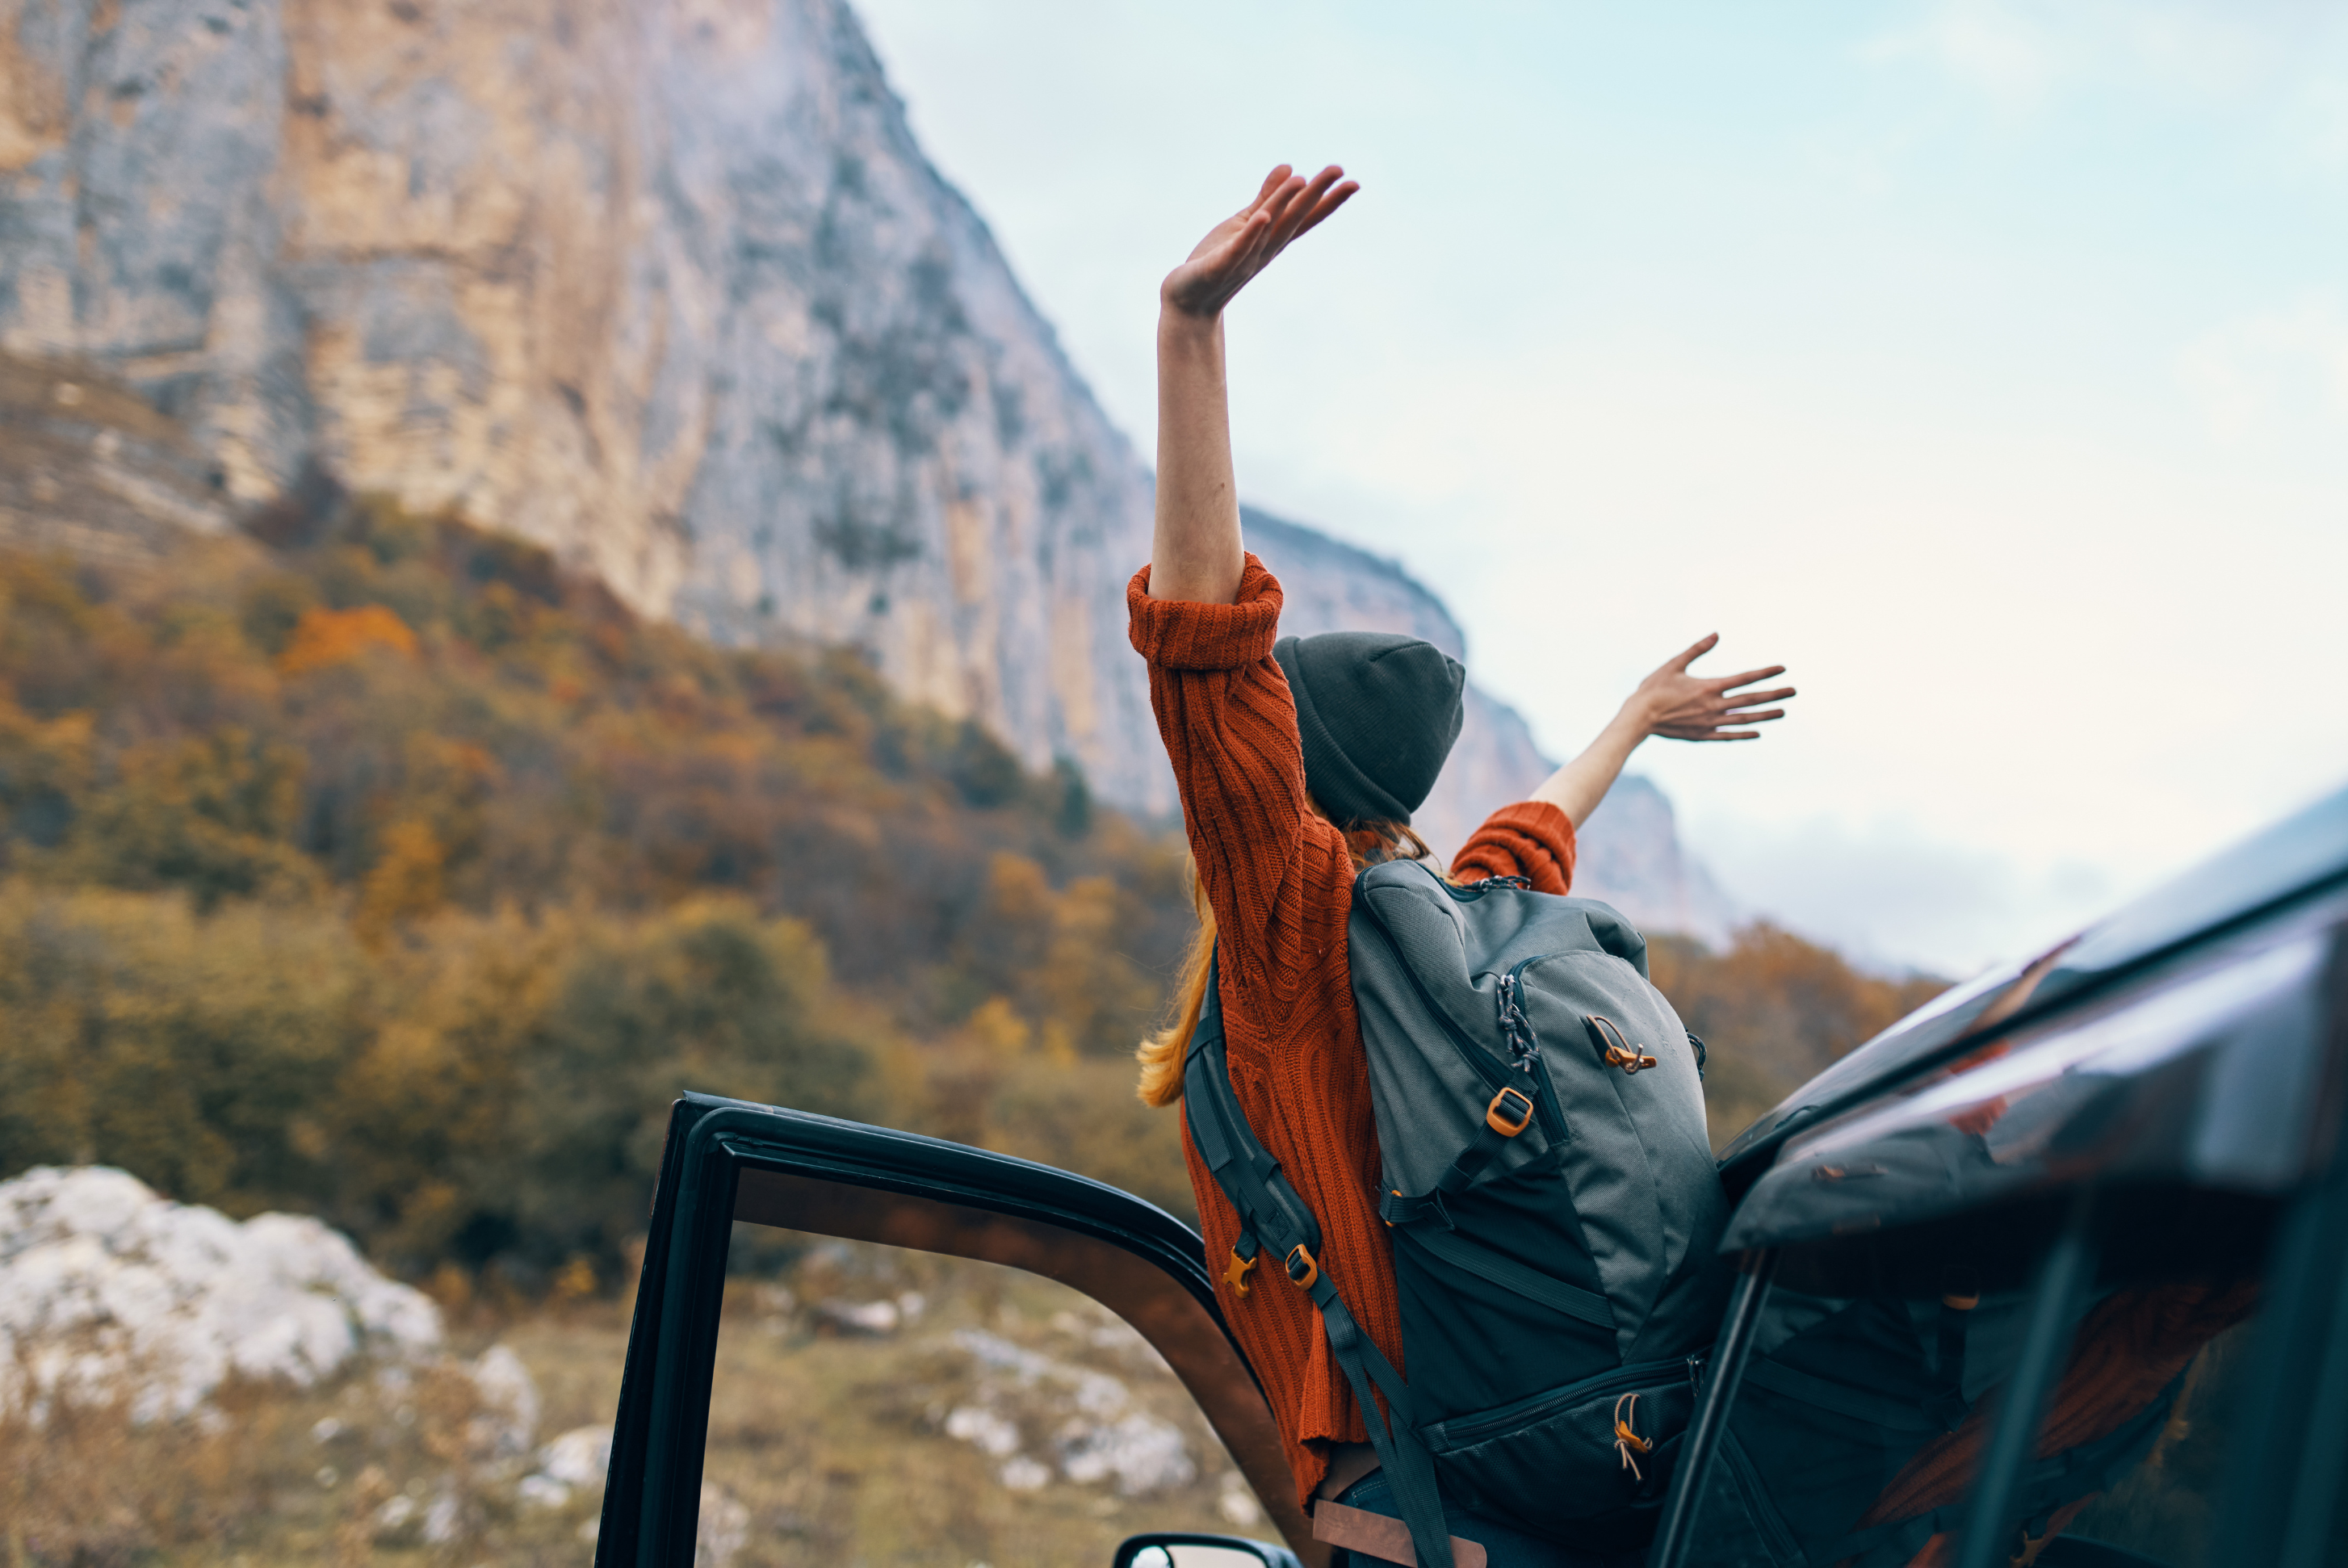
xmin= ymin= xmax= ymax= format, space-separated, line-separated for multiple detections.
xmin=0 ymin=0 xmax=1730 ymax=937
xmin=1241 ymin=505 xmax=1732 ymax=938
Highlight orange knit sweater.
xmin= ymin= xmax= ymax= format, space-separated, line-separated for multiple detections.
xmin=1128 ymin=555 xmax=1579 ymax=1507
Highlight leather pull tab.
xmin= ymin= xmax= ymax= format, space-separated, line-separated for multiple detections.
xmin=1312 ymin=1499 xmax=1488 ymax=1568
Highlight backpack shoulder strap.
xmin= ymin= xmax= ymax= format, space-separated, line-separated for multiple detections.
xmin=1181 ymin=950 xmax=1458 ymax=1568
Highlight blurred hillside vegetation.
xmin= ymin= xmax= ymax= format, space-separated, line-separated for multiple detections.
xmin=0 ymin=491 xmax=1942 ymax=1294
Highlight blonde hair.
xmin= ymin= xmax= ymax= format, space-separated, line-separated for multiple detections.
xmin=1134 ymin=800 xmax=1436 ymax=1108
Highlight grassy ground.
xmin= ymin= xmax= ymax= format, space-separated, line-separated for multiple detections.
xmin=2 ymin=1320 xmax=611 ymax=1567
xmin=2 ymin=1241 xmax=1260 ymax=1568
xmin=686 ymin=1238 xmax=1258 ymax=1568
xmin=4 ymin=1253 xmax=2280 ymax=1568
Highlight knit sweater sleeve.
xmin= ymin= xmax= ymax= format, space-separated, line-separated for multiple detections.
xmin=1451 ymin=799 xmax=1579 ymax=894
xmin=1128 ymin=556 xmax=1346 ymax=992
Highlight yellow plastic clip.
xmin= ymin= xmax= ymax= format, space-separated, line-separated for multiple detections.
xmin=1285 ymin=1244 xmax=1319 ymax=1291
xmin=1223 ymin=1248 xmax=1256 ymax=1299
xmin=1486 ymin=1087 xmax=1535 ymax=1137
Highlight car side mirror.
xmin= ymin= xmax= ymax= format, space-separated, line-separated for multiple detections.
xmin=1113 ymin=1532 xmax=1305 ymax=1568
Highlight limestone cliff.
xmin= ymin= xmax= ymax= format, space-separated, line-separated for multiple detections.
xmin=2 ymin=0 xmax=1158 ymax=799
xmin=0 ymin=0 xmax=1731 ymax=937
xmin=0 ymin=350 xmax=232 ymax=560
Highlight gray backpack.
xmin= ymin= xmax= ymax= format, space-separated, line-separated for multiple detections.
xmin=1184 ymin=858 xmax=1730 ymax=1567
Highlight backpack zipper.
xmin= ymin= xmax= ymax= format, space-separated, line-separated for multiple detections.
xmin=1497 ymin=954 xmax=1581 ymax=1136
xmin=1444 ymin=874 xmax=1531 ymax=902
xmin=1429 ymin=1356 xmax=1695 ymax=1448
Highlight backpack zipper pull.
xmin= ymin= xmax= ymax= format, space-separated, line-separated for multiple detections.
xmin=1496 ymin=972 xmax=1541 ymax=1074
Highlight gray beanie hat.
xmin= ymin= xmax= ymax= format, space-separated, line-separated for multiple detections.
xmin=1273 ymin=631 xmax=1466 ymax=826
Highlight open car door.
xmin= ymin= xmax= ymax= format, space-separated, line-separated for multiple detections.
xmin=593 ymin=1090 xmax=1319 ymax=1567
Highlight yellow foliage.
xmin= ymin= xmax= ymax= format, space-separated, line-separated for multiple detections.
xmin=275 ymin=603 xmax=418 ymax=675
xmin=1649 ymin=923 xmax=1948 ymax=1150
xmin=551 ymin=1255 xmax=597 ymax=1304
xmin=356 ymin=818 xmax=446 ymax=941
xmin=963 ymin=995 xmax=1034 ymax=1060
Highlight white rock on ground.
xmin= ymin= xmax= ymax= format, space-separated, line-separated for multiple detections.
xmin=945 ymin=1404 xmax=1021 ymax=1458
xmin=942 ymin=1329 xmax=1196 ymax=1497
xmin=519 ymin=1423 xmax=615 ymax=1509
xmin=696 ymin=1483 xmax=750 ymax=1568
xmin=0 ymin=1165 xmax=443 ymax=1421
xmin=537 ymin=1423 xmax=617 ymax=1487
xmin=815 ymin=1297 xmax=901 ymax=1335
xmin=468 ymin=1343 xmax=542 ymax=1458
xmin=1057 ymin=1411 xmax=1196 ymax=1495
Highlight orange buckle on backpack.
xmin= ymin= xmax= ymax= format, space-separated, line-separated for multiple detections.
xmin=1486 ymin=1086 xmax=1535 ymax=1137
xmin=1223 ymin=1248 xmax=1256 ymax=1299
xmin=1285 ymin=1244 xmax=1319 ymax=1289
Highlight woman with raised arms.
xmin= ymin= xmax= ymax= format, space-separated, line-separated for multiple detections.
xmin=1129 ymin=164 xmax=1794 ymax=1565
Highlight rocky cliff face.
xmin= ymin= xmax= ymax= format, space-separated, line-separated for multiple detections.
xmin=0 ymin=0 xmax=1732 ymax=938
xmin=3 ymin=0 xmax=1167 ymax=803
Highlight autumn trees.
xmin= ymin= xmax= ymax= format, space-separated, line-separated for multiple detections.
xmin=0 ymin=496 xmax=1939 ymax=1289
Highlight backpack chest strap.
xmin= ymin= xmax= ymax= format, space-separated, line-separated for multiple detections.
xmin=1378 ymin=1084 xmax=1537 ymax=1229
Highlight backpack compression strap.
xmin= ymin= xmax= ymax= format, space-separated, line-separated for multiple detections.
xmin=1375 ymin=1092 xmax=1618 ymax=1335
xmin=1182 ymin=952 xmax=1458 ymax=1568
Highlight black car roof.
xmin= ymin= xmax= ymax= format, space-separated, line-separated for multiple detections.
xmin=1716 ymin=781 xmax=2348 ymax=1193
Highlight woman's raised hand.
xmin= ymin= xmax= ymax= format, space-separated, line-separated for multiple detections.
xmin=1630 ymin=635 xmax=1797 ymax=743
xmin=1161 ymin=164 xmax=1359 ymax=320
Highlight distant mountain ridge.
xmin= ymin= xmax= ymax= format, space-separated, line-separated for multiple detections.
xmin=1240 ymin=506 xmax=1733 ymax=939
xmin=0 ymin=0 xmax=1732 ymax=941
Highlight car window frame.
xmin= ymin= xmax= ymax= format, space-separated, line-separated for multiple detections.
xmin=595 ymin=1094 xmax=1323 ymax=1568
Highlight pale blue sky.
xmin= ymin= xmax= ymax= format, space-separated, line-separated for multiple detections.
xmin=854 ymin=0 xmax=2348 ymax=975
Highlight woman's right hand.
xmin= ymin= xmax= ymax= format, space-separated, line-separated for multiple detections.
xmin=1530 ymin=635 xmax=1794 ymax=828
xmin=1629 ymin=635 xmax=1796 ymax=742
xmin=1160 ymin=164 xmax=1358 ymax=321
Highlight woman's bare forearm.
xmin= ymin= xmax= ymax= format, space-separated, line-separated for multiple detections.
xmin=1149 ymin=308 xmax=1246 ymax=605
xmin=1530 ymin=701 xmax=1654 ymax=830
xmin=1531 ymin=635 xmax=1797 ymax=828
xmin=1147 ymin=165 xmax=1353 ymax=604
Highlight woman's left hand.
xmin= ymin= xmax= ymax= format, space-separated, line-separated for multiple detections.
xmin=1161 ymin=163 xmax=1358 ymax=321
xmin=1629 ymin=634 xmax=1796 ymax=742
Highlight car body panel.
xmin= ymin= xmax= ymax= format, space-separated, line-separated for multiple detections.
xmin=1717 ymin=785 xmax=2348 ymax=1195
xmin=1721 ymin=889 xmax=2345 ymax=1293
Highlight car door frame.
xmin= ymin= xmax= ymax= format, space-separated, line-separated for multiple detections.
xmin=594 ymin=1092 xmax=1323 ymax=1568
